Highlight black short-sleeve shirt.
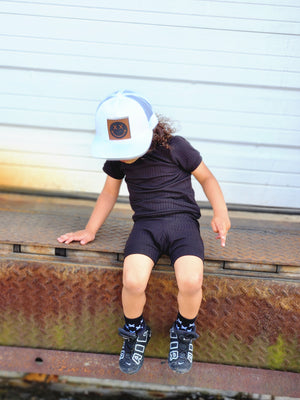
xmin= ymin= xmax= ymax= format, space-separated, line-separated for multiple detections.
xmin=103 ymin=135 xmax=202 ymax=221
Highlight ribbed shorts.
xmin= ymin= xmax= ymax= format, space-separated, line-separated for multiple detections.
xmin=124 ymin=213 xmax=204 ymax=265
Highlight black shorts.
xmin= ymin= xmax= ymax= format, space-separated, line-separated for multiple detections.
xmin=124 ymin=214 xmax=204 ymax=265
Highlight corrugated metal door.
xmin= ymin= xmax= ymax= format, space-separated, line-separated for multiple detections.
xmin=0 ymin=1 xmax=299 ymax=208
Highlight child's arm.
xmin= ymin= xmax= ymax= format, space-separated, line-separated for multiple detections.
xmin=192 ymin=162 xmax=231 ymax=247
xmin=57 ymin=176 xmax=122 ymax=245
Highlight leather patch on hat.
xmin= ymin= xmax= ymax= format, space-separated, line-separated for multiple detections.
xmin=107 ymin=118 xmax=131 ymax=141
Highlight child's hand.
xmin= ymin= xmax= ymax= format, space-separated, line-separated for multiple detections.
xmin=211 ymin=213 xmax=231 ymax=247
xmin=57 ymin=229 xmax=95 ymax=245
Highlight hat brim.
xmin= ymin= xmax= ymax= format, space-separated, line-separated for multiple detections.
xmin=91 ymin=127 xmax=153 ymax=161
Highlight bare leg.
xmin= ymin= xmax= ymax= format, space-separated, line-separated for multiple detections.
xmin=119 ymin=254 xmax=154 ymax=375
xmin=122 ymin=254 xmax=154 ymax=318
xmin=174 ymin=255 xmax=204 ymax=319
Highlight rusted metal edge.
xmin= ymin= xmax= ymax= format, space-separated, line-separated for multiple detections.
xmin=0 ymin=347 xmax=299 ymax=397
xmin=1 ymin=208 xmax=300 ymax=267
xmin=0 ymin=246 xmax=299 ymax=280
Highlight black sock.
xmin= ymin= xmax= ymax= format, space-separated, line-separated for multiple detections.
xmin=175 ymin=312 xmax=196 ymax=332
xmin=124 ymin=314 xmax=145 ymax=333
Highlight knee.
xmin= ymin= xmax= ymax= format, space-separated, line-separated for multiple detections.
xmin=122 ymin=254 xmax=153 ymax=295
xmin=123 ymin=273 xmax=147 ymax=295
xmin=177 ymin=272 xmax=203 ymax=295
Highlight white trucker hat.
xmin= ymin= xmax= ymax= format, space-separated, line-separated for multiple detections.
xmin=92 ymin=90 xmax=158 ymax=160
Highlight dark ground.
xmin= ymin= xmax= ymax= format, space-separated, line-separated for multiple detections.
xmin=0 ymin=383 xmax=256 ymax=400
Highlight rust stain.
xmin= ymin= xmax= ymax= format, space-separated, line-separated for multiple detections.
xmin=0 ymin=347 xmax=299 ymax=397
xmin=1 ymin=207 xmax=300 ymax=266
xmin=0 ymin=258 xmax=299 ymax=371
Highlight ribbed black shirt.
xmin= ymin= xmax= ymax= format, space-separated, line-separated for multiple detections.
xmin=103 ymin=136 xmax=202 ymax=221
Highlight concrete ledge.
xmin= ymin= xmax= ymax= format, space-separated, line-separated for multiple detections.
xmin=0 ymin=347 xmax=299 ymax=398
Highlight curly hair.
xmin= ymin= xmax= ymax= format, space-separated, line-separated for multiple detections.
xmin=149 ymin=115 xmax=177 ymax=151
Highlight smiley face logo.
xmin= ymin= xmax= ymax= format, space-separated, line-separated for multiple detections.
xmin=107 ymin=118 xmax=131 ymax=141
xmin=110 ymin=122 xmax=128 ymax=139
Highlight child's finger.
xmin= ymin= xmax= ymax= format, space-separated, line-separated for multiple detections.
xmin=57 ymin=233 xmax=74 ymax=243
xmin=57 ymin=230 xmax=94 ymax=245
xmin=68 ymin=233 xmax=90 ymax=245
xmin=67 ymin=233 xmax=85 ymax=244
xmin=220 ymin=232 xmax=226 ymax=247
xmin=57 ymin=235 xmax=67 ymax=243
xmin=216 ymin=226 xmax=227 ymax=247
xmin=211 ymin=220 xmax=218 ymax=233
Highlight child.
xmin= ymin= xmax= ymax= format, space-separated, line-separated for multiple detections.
xmin=57 ymin=90 xmax=231 ymax=375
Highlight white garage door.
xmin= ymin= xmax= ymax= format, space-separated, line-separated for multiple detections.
xmin=0 ymin=0 xmax=299 ymax=209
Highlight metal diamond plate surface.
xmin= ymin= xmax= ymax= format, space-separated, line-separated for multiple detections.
xmin=0 ymin=256 xmax=299 ymax=372
xmin=0 ymin=193 xmax=299 ymax=377
xmin=0 ymin=209 xmax=299 ymax=266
